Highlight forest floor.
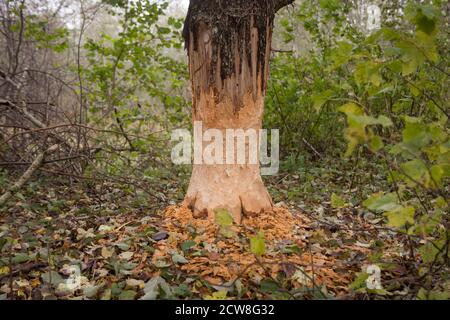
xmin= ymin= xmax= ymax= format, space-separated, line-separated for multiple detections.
xmin=0 ymin=158 xmax=417 ymax=300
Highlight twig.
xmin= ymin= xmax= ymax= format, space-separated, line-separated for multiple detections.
xmin=0 ymin=144 xmax=58 ymax=208
xmin=302 ymin=138 xmax=322 ymax=159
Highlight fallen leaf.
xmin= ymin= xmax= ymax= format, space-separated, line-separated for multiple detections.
xmin=101 ymin=247 xmax=114 ymax=259
xmin=119 ymin=251 xmax=134 ymax=261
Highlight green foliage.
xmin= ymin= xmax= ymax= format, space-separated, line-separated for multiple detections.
xmin=204 ymin=290 xmax=228 ymax=300
xmin=83 ymin=0 xmax=189 ymax=184
xmin=363 ymin=192 xmax=400 ymax=212
xmin=270 ymin=0 xmax=449 ymax=297
xmin=21 ymin=15 xmax=69 ymax=52
xmin=335 ymin=1 xmax=448 ymax=297
xmin=331 ymin=193 xmax=346 ymax=208
xmin=250 ymin=231 xmax=266 ymax=257
xmin=181 ymin=240 xmax=196 ymax=252
xmin=349 ymin=272 xmax=369 ymax=290
xmin=214 ymin=208 xmax=233 ymax=227
xmin=214 ymin=208 xmax=235 ymax=238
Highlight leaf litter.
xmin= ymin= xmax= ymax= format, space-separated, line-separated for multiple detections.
xmin=0 ymin=178 xmax=409 ymax=300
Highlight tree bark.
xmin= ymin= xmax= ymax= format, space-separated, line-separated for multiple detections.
xmin=183 ymin=0 xmax=293 ymax=223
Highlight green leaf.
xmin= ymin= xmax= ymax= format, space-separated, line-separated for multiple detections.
xmin=250 ymin=231 xmax=266 ymax=256
xmin=354 ymin=61 xmax=382 ymax=87
xmin=172 ymin=252 xmax=188 ymax=264
xmin=0 ymin=238 xmax=7 ymax=251
xmin=168 ymin=17 xmax=183 ymax=29
xmin=428 ymin=290 xmax=450 ymax=300
xmin=363 ymin=192 xmax=400 ymax=212
xmin=369 ymin=136 xmax=384 ymax=152
xmin=408 ymin=83 xmax=421 ymax=96
xmin=400 ymin=159 xmax=431 ymax=187
xmin=350 ymin=272 xmax=369 ymax=290
xmin=158 ymin=27 xmax=171 ymax=35
xmin=214 ymin=208 xmax=233 ymax=227
xmin=384 ymin=206 xmax=415 ymax=228
xmin=376 ymin=115 xmax=393 ymax=127
xmin=12 ymin=253 xmax=30 ymax=264
xmin=260 ymin=278 xmax=279 ymax=293
xmin=331 ymin=41 xmax=353 ymax=68
xmin=406 ymin=3 xmax=438 ymax=35
xmin=415 ymin=31 xmax=438 ymax=62
xmin=348 ymin=115 xmax=392 ymax=127
xmin=402 ymin=118 xmax=431 ymax=152
xmin=401 ymin=58 xmax=419 ymax=76
xmin=282 ymin=245 xmax=301 ymax=255
xmin=181 ymin=240 xmax=196 ymax=252
xmin=312 ymin=90 xmax=334 ymax=112
xmin=118 ymin=290 xmax=136 ymax=300
xmin=430 ymin=164 xmax=450 ymax=187
xmin=116 ymin=242 xmax=131 ymax=251
xmin=396 ymin=39 xmax=425 ymax=75
xmin=419 ymin=242 xmax=439 ymax=264
xmin=339 ymin=102 xmax=364 ymax=116
xmin=41 ymin=271 xmax=64 ymax=287
xmin=204 ymin=290 xmax=227 ymax=300
xmin=331 ymin=193 xmax=346 ymax=208
xmin=174 ymin=284 xmax=192 ymax=298
xmin=417 ymin=287 xmax=449 ymax=300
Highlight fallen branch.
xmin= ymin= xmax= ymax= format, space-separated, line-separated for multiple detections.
xmin=0 ymin=98 xmax=49 ymax=129
xmin=0 ymin=153 xmax=89 ymax=166
xmin=0 ymin=144 xmax=58 ymax=208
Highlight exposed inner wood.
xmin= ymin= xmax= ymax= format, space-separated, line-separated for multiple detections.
xmin=183 ymin=0 xmax=290 ymax=223
xmin=184 ymin=92 xmax=273 ymax=223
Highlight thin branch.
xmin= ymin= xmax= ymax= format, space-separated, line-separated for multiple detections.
xmin=0 ymin=144 xmax=59 ymax=208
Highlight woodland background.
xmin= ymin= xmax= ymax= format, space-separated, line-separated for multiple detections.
xmin=0 ymin=0 xmax=448 ymax=300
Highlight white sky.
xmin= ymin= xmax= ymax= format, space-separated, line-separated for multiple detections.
xmin=178 ymin=0 xmax=189 ymax=9
xmin=46 ymin=0 xmax=189 ymax=29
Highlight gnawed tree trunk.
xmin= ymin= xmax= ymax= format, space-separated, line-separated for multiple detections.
xmin=183 ymin=0 xmax=294 ymax=223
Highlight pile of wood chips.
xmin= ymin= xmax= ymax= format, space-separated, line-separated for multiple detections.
xmin=152 ymin=205 xmax=368 ymax=297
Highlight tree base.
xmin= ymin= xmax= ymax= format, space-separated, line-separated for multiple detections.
xmin=184 ymin=164 xmax=273 ymax=223
xmin=152 ymin=204 xmax=357 ymax=295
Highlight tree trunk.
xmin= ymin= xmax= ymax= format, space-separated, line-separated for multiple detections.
xmin=183 ymin=0 xmax=293 ymax=223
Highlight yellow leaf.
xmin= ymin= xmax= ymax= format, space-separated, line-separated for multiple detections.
xmin=0 ymin=266 xmax=10 ymax=275
xmin=31 ymin=278 xmax=41 ymax=287
xmin=204 ymin=290 xmax=228 ymax=300
xmin=101 ymin=247 xmax=114 ymax=259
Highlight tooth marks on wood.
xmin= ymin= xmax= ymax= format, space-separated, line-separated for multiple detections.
xmin=183 ymin=0 xmax=293 ymax=113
